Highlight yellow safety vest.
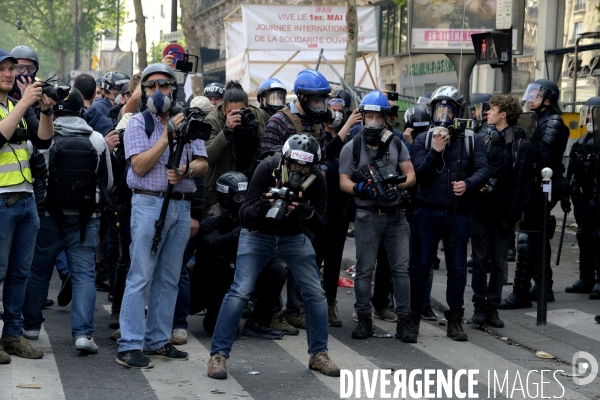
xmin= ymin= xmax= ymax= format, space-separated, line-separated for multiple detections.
xmin=0 ymin=100 xmax=32 ymax=187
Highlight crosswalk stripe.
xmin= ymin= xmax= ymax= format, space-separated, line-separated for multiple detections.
xmin=0 ymin=322 xmax=66 ymax=400
xmin=525 ymin=308 xmax=600 ymax=342
xmin=103 ymin=304 xmax=255 ymax=400
xmin=372 ymin=318 xmax=590 ymax=400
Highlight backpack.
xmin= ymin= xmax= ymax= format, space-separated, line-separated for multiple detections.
xmin=45 ymin=131 xmax=99 ymax=241
xmin=424 ymin=129 xmax=475 ymax=157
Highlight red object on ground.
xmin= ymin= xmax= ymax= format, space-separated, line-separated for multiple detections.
xmin=338 ymin=276 xmax=354 ymax=288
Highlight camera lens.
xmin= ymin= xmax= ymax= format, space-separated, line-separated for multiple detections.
xmin=243 ymin=112 xmax=256 ymax=125
xmin=264 ymin=199 xmax=287 ymax=232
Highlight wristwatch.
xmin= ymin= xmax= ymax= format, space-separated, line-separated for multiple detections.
xmin=40 ymin=108 xmax=53 ymax=116
xmin=188 ymin=168 xmax=194 ymax=179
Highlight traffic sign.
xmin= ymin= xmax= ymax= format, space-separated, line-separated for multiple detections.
xmin=496 ymin=0 xmax=513 ymax=30
xmin=162 ymin=31 xmax=184 ymax=42
xmin=162 ymin=43 xmax=186 ymax=68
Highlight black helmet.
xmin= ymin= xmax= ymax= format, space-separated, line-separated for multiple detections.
xmin=404 ymin=103 xmax=431 ymax=133
xmin=216 ymin=171 xmax=248 ymax=215
xmin=140 ymin=63 xmax=178 ymax=113
xmin=522 ymin=79 xmax=561 ymax=114
xmin=430 ymin=86 xmax=465 ymax=126
xmin=53 ymin=87 xmax=85 ymax=117
xmin=10 ymin=45 xmax=39 ymax=68
xmin=579 ymin=96 xmax=600 ymax=128
xmin=280 ymin=134 xmax=320 ymax=191
xmin=204 ymin=82 xmax=225 ymax=99
xmin=470 ymin=93 xmax=493 ymax=121
xmin=101 ymin=71 xmax=131 ymax=92
xmin=332 ymin=89 xmax=352 ymax=111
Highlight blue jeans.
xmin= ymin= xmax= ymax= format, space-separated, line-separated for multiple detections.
xmin=173 ymin=238 xmax=195 ymax=330
xmin=410 ymin=208 xmax=472 ymax=312
xmin=118 ymin=194 xmax=190 ymax=352
xmin=211 ymin=230 xmax=328 ymax=358
xmin=23 ymin=216 xmax=100 ymax=339
xmin=0 ymin=194 xmax=40 ymax=337
xmin=55 ymin=251 xmax=69 ymax=278
xmin=354 ymin=208 xmax=411 ymax=315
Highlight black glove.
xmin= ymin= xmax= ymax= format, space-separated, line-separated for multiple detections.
xmin=289 ymin=202 xmax=314 ymax=220
xmin=257 ymin=194 xmax=272 ymax=215
xmin=560 ymin=197 xmax=571 ymax=213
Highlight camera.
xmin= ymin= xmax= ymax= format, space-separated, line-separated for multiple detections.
xmin=238 ymin=108 xmax=256 ymax=126
xmin=486 ymin=178 xmax=499 ymax=194
xmin=42 ymin=82 xmax=70 ymax=102
xmin=387 ymin=91 xmax=399 ymax=101
xmin=264 ymin=187 xmax=298 ymax=232
xmin=170 ymin=106 xmax=212 ymax=141
xmin=357 ymin=160 xmax=407 ymax=203
xmin=168 ymin=51 xmax=200 ymax=74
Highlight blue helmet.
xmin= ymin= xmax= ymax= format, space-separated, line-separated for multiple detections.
xmin=359 ymin=91 xmax=390 ymax=145
xmin=293 ymin=69 xmax=331 ymax=122
xmin=257 ymin=78 xmax=287 ymax=116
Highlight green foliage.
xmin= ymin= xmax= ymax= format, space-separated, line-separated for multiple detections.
xmin=149 ymin=41 xmax=169 ymax=65
xmin=393 ymin=0 xmax=407 ymax=6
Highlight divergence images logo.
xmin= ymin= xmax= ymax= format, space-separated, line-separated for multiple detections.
xmin=572 ymin=351 xmax=598 ymax=386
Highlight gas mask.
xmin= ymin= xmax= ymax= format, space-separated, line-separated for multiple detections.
xmin=280 ymin=162 xmax=317 ymax=192
xmin=327 ymin=111 xmax=344 ymax=129
xmin=146 ymin=89 xmax=172 ymax=115
xmin=299 ymin=95 xmax=328 ymax=122
xmin=362 ymin=116 xmax=386 ymax=145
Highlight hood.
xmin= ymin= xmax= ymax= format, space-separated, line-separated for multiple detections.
xmin=83 ymin=107 xmax=114 ymax=136
xmin=53 ymin=116 xmax=94 ymax=137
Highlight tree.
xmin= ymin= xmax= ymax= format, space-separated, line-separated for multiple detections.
xmin=180 ymin=0 xmax=204 ymax=97
xmin=133 ymin=0 xmax=148 ymax=71
xmin=344 ymin=0 xmax=358 ymax=86
xmin=0 ymin=0 xmax=123 ymax=81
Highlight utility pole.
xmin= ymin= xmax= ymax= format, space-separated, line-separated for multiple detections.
xmin=171 ymin=0 xmax=178 ymax=41
xmin=344 ymin=0 xmax=358 ymax=87
xmin=115 ymin=0 xmax=122 ymax=51
xmin=74 ymin=0 xmax=79 ymax=69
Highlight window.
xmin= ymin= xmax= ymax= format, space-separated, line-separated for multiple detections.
xmin=161 ymin=5 xmax=165 ymax=17
xmin=378 ymin=2 xmax=407 ymax=57
xmin=569 ymin=22 xmax=584 ymax=44
xmin=574 ymin=0 xmax=585 ymax=12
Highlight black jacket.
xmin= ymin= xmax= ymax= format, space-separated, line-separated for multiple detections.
xmin=473 ymin=125 xmax=533 ymax=227
xmin=412 ymin=130 xmax=489 ymax=213
xmin=532 ymin=108 xmax=569 ymax=178
xmin=239 ymin=159 xmax=327 ymax=236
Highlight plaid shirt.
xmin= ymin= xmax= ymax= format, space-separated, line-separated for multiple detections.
xmin=125 ymin=112 xmax=207 ymax=193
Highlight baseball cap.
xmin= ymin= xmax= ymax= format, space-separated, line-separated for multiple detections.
xmin=0 ymin=49 xmax=18 ymax=65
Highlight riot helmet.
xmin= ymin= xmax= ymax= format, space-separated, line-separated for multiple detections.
xmin=140 ymin=63 xmax=177 ymax=115
xmin=430 ymin=86 xmax=464 ymax=126
xmin=53 ymin=87 xmax=85 ymax=117
xmin=279 ymin=134 xmax=321 ymax=191
xmin=580 ymin=96 xmax=600 ymax=132
xmin=358 ymin=90 xmax=391 ymax=145
xmin=470 ymin=93 xmax=493 ymax=121
xmin=216 ymin=171 xmax=248 ymax=216
xmin=404 ymin=103 xmax=431 ymax=134
xmin=101 ymin=71 xmax=130 ymax=94
xmin=257 ymin=78 xmax=287 ymax=115
xmin=293 ymin=69 xmax=331 ymax=122
xmin=204 ymin=82 xmax=225 ymax=104
xmin=521 ymin=79 xmax=561 ymax=114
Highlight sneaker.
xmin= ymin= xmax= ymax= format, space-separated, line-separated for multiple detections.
xmin=352 ymin=313 xmax=374 ymax=339
xmin=116 ymin=349 xmax=154 ymax=369
xmin=109 ymin=329 xmax=121 ymax=341
xmin=269 ymin=311 xmax=299 ymax=336
xmin=143 ymin=343 xmax=189 ymax=360
xmin=109 ymin=311 xmax=120 ymax=330
xmin=42 ymin=299 xmax=54 ymax=309
xmin=374 ymin=308 xmax=397 ymax=322
xmin=75 ymin=337 xmax=98 ymax=354
xmin=242 ymin=319 xmax=284 ymax=340
xmin=308 ymin=352 xmax=340 ymax=377
xmin=57 ymin=273 xmax=72 ymax=307
xmin=421 ymin=306 xmax=437 ymax=321
xmin=285 ymin=308 xmax=306 ymax=329
xmin=328 ymin=300 xmax=342 ymax=327
xmin=0 ymin=343 xmax=10 ymax=364
xmin=208 ymin=353 xmax=227 ymax=379
xmin=395 ymin=314 xmax=417 ymax=343
xmin=1 ymin=335 xmax=44 ymax=359
xmin=169 ymin=328 xmax=188 ymax=345
xmin=23 ymin=330 xmax=40 ymax=340
xmin=485 ymin=307 xmax=505 ymax=328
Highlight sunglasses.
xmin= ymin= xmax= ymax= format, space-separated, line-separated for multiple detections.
xmin=143 ymin=79 xmax=174 ymax=89
xmin=15 ymin=64 xmax=38 ymax=74
xmin=328 ymin=98 xmax=345 ymax=107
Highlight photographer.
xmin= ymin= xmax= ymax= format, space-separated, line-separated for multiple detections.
xmin=470 ymin=95 xmax=532 ymax=329
xmin=0 ymin=49 xmax=55 ymax=364
xmin=257 ymin=78 xmax=287 ymax=124
xmin=410 ymin=86 xmax=488 ymax=342
xmin=91 ymin=71 xmax=130 ymax=117
xmin=339 ymin=90 xmax=416 ymax=342
xmin=204 ymin=82 xmax=225 ymax=106
xmin=116 ymin=63 xmax=208 ymax=369
xmin=207 ymin=134 xmax=340 ymax=379
xmin=204 ymin=81 xmax=265 ymax=210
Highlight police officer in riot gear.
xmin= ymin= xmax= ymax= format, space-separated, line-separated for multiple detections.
xmin=469 ymin=93 xmax=493 ymax=135
xmin=499 ymin=79 xmax=570 ymax=309
xmin=564 ymin=96 xmax=600 ymax=296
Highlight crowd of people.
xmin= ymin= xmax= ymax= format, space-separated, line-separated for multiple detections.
xmin=0 ymin=43 xmax=597 ymax=381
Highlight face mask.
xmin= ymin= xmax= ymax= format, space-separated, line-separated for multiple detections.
xmin=327 ymin=111 xmax=344 ymax=128
xmin=146 ymin=89 xmax=172 ymax=115
xmin=588 ymin=123 xmax=594 ymax=133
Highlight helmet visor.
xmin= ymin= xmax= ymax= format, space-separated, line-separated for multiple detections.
xmin=417 ymin=96 xmax=431 ymax=105
xmin=432 ymin=104 xmax=456 ymax=125
xmin=521 ymin=84 xmax=548 ymax=107
xmin=266 ymin=90 xmax=286 ymax=107
xmin=362 ymin=111 xmax=386 ymax=131
xmin=473 ymin=103 xmax=489 ymax=121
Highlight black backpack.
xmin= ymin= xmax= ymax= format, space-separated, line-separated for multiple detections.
xmin=46 ymin=132 xmax=99 ymax=241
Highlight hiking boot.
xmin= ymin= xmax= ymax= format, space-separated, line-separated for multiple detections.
xmin=1 ymin=335 xmax=44 ymax=359
xmin=328 ymin=300 xmax=342 ymax=327
xmin=207 ymin=353 xmax=227 ymax=379
xmin=242 ymin=319 xmax=284 ymax=340
xmin=498 ymin=292 xmax=532 ymax=309
xmin=75 ymin=336 xmax=98 ymax=354
xmin=269 ymin=311 xmax=299 ymax=336
xmin=144 ymin=343 xmax=189 ymax=360
xmin=109 ymin=311 xmax=120 ymax=330
xmin=43 ymin=299 xmax=54 ymax=309
xmin=471 ymin=305 xmax=486 ymax=328
xmin=351 ymin=313 xmax=374 ymax=339
xmin=444 ymin=310 xmax=468 ymax=342
xmin=395 ymin=314 xmax=417 ymax=343
xmin=57 ymin=273 xmax=72 ymax=307
xmin=285 ymin=308 xmax=306 ymax=329
xmin=23 ymin=329 xmax=40 ymax=340
xmin=374 ymin=308 xmax=397 ymax=322
xmin=421 ymin=306 xmax=437 ymax=321
xmin=411 ymin=312 xmax=421 ymax=336
xmin=308 ymin=352 xmax=340 ymax=377
xmin=109 ymin=329 xmax=121 ymax=341
xmin=0 ymin=343 xmax=10 ymax=364
xmin=485 ymin=307 xmax=505 ymax=328
xmin=116 ymin=349 xmax=154 ymax=369
xmin=169 ymin=328 xmax=188 ymax=345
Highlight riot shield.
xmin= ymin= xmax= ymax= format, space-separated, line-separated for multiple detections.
xmin=593 ymin=107 xmax=600 ymax=221
xmin=517 ymin=110 xmax=538 ymax=142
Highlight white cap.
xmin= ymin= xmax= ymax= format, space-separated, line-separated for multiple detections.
xmin=190 ymin=96 xmax=214 ymax=113
xmin=116 ymin=112 xmax=133 ymax=130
